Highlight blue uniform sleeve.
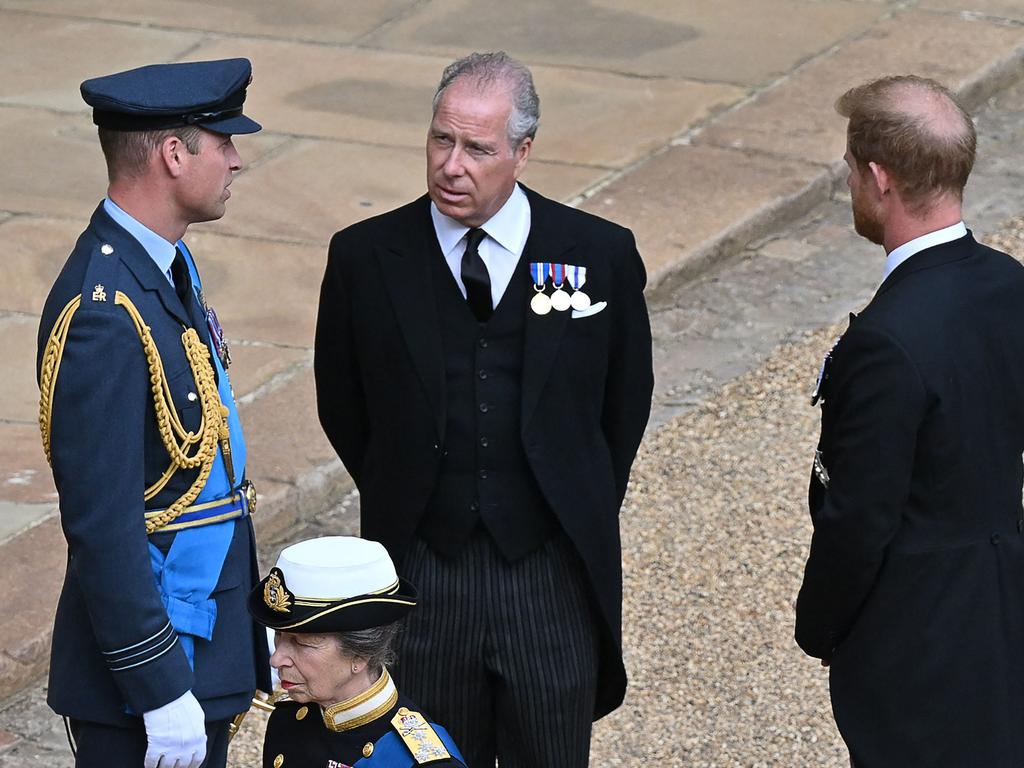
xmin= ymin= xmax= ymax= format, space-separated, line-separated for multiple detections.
xmin=48 ymin=299 xmax=193 ymax=713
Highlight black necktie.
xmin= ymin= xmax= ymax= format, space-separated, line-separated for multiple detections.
xmin=461 ymin=228 xmax=492 ymax=322
xmin=172 ymin=247 xmax=208 ymax=338
xmin=171 ymin=247 xmax=194 ymax=310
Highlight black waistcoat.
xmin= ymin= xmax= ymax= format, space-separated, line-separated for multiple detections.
xmin=417 ymin=248 xmax=556 ymax=561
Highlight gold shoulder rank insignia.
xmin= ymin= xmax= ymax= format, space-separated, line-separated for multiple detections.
xmin=92 ymin=284 xmax=107 ymax=302
xmin=391 ymin=707 xmax=451 ymax=764
xmin=264 ymin=568 xmax=293 ymax=613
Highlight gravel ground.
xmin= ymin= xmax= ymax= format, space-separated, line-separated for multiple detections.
xmin=226 ymin=216 xmax=1024 ymax=767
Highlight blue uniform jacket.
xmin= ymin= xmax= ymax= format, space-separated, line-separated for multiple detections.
xmin=37 ymin=203 xmax=271 ymax=725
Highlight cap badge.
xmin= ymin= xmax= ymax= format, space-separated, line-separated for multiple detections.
xmin=264 ymin=568 xmax=293 ymax=613
xmin=92 ymin=284 xmax=107 ymax=302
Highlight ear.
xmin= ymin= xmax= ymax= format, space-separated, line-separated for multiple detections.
xmin=512 ymin=137 xmax=532 ymax=179
xmin=159 ymin=135 xmax=188 ymax=179
xmin=867 ymin=161 xmax=891 ymax=198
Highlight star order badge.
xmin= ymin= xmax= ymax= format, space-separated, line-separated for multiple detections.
xmin=264 ymin=567 xmax=293 ymax=613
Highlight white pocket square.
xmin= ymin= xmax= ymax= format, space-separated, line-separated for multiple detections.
xmin=571 ymin=301 xmax=607 ymax=319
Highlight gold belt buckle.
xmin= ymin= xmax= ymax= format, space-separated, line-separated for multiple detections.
xmin=241 ymin=479 xmax=258 ymax=516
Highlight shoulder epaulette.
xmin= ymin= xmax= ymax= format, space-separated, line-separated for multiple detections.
xmin=390 ymin=707 xmax=453 ymax=764
xmin=79 ymin=240 xmax=121 ymax=311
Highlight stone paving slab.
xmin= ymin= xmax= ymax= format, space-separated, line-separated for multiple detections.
xmin=365 ymin=0 xmax=886 ymax=85
xmin=0 ymin=518 xmax=63 ymax=695
xmin=696 ymin=10 xmax=1024 ymax=165
xmin=0 ymin=425 xmax=54 ymax=508
xmin=217 ymin=137 xmax=612 ymax=246
xmin=581 ymin=144 xmax=830 ymax=283
xmin=229 ymin=345 xmax=312 ymax=404
xmin=0 ymin=218 xmax=91 ymax=315
xmin=0 ymin=109 xmax=286 ymax=221
xmin=920 ymin=0 xmax=1024 ymax=21
xmin=0 ymin=9 xmax=200 ymax=112
xmin=0 ymin=0 xmax=420 ymax=46
xmin=191 ymin=36 xmax=745 ymax=169
xmin=239 ymin=366 xmax=338 ymax=496
xmin=0 ymin=316 xmax=44 ymax=424
xmin=176 ymin=230 xmax=323 ymax=346
xmin=0 ymin=109 xmax=114 ymax=220
xmin=210 ymin=139 xmax=426 ymax=244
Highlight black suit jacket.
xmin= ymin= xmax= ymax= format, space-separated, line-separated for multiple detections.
xmin=315 ymin=187 xmax=653 ymax=718
xmin=796 ymin=234 xmax=1024 ymax=766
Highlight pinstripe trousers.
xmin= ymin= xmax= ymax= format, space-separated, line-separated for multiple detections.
xmin=392 ymin=531 xmax=600 ymax=768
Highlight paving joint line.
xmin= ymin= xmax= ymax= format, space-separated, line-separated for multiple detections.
xmin=236 ymin=359 xmax=312 ymax=406
xmin=348 ymin=0 xmax=433 ymax=46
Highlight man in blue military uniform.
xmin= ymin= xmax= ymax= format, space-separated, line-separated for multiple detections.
xmin=36 ymin=59 xmax=271 ymax=768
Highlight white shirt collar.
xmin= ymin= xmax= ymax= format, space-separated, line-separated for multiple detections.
xmin=430 ymin=183 xmax=530 ymax=257
xmin=103 ymin=197 xmax=182 ymax=281
xmin=884 ymin=221 xmax=967 ymax=280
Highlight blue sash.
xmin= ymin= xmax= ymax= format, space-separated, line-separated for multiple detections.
xmin=147 ymin=242 xmax=248 ymax=668
xmin=149 ymin=519 xmax=235 ymax=666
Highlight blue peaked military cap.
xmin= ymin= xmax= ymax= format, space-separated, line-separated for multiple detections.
xmin=81 ymin=58 xmax=261 ymax=135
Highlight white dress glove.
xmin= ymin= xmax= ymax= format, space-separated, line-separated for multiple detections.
xmin=142 ymin=690 xmax=207 ymax=768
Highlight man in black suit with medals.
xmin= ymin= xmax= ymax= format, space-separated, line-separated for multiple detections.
xmin=37 ymin=60 xmax=270 ymax=768
xmin=315 ymin=52 xmax=653 ymax=767
xmin=796 ymin=75 xmax=1024 ymax=767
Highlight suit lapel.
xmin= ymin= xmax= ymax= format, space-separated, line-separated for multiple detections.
xmin=375 ymin=197 xmax=447 ymax=441
xmin=521 ymin=188 xmax=575 ymax=430
xmin=90 ymin=205 xmax=193 ymax=328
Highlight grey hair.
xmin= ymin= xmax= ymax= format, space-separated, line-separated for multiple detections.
xmin=432 ymin=51 xmax=540 ymax=149
xmin=333 ymin=621 xmax=400 ymax=673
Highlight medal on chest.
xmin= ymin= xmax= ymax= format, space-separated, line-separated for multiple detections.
xmin=549 ymin=263 xmax=571 ymax=312
xmin=198 ymin=288 xmax=231 ymax=369
xmin=567 ymin=264 xmax=590 ymax=310
xmin=530 ymin=261 xmax=552 ymax=315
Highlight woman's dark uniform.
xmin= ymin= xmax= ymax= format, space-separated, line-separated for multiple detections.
xmin=263 ymin=676 xmax=464 ymax=767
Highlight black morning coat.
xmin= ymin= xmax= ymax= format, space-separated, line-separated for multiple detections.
xmin=796 ymin=233 xmax=1024 ymax=766
xmin=314 ymin=186 xmax=654 ymax=719
xmin=37 ymin=203 xmax=270 ymax=725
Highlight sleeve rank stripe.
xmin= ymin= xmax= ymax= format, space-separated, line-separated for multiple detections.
xmin=103 ymin=624 xmax=176 ymax=667
xmin=102 ymin=621 xmax=173 ymax=656
xmin=108 ymin=636 xmax=179 ymax=672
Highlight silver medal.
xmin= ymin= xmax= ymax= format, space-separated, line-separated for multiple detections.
xmin=570 ymin=290 xmax=591 ymax=311
xmin=550 ymin=287 xmax=571 ymax=312
xmin=531 ymin=291 xmax=552 ymax=315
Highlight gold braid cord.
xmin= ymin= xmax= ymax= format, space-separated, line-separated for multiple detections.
xmin=38 ymin=291 xmax=229 ymax=534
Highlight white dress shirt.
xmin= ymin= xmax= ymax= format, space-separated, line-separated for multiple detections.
xmin=430 ymin=183 xmax=531 ymax=310
xmin=883 ymin=221 xmax=968 ymax=280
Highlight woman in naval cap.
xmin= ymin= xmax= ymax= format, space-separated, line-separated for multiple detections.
xmin=249 ymin=536 xmax=466 ymax=768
